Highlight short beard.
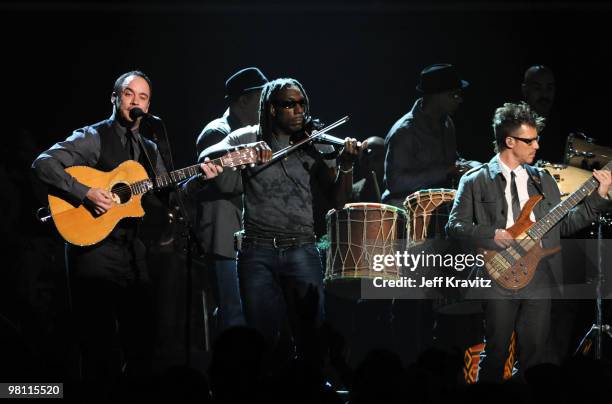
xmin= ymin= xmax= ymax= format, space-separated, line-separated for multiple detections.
xmin=114 ymin=103 xmax=135 ymax=129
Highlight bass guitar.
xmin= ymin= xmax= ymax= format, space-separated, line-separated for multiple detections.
xmin=482 ymin=160 xmax=611 ymax=290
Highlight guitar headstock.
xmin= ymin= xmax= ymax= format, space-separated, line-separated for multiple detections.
xmin=220 ymin=147 xmax=259 ymax=169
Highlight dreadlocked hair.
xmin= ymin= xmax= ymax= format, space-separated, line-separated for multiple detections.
xmin=258 ymin=78 xmax=310 ymax=141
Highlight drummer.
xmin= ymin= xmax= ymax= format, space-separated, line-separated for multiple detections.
xmin=378 ymin=64 xmax=469 ymax=363
xmin=381 ymin=64 xmax=474 ymax=208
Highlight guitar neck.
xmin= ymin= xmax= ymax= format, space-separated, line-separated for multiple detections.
xmin=129 ymin=155 xmax=226 ymax=196
xmin=527 ymin=161 xmax=611 ymax=240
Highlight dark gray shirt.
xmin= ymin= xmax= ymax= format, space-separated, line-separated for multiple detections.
xmin=382 ymin=98 xmax=458 ymax=206
xmin=204 ymin=125 xmax=335 ymax=238
xmin=32 ymin=117 xmax=168 ymax=201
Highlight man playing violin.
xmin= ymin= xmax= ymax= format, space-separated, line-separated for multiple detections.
xmin=200 ymin=77 xmax=366 ymax=363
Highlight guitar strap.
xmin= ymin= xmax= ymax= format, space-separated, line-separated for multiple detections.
xmin=525 ymin=164 xmax=544 ymax=196
xmin=134 ymin=132 xmax=159 ymax=180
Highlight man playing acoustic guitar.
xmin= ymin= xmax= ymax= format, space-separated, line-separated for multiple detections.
xmin=31 ymin=71 xmax=227 ymax=388
xmin=446 ymin=102 xmax=611 ymax=382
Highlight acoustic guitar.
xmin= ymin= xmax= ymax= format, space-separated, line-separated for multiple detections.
xmin=482 ymin=160 xmax=611 ymax=290
xmin=47 ymin=147 xmax=257 ymax=246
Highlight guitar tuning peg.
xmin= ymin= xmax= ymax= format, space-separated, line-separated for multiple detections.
xmin=241 ymin=165 xmax=246 ymax=169
xmin=232 ymin=167 xmax=237 ymax=171
xmin=250 ymin=163 xmax=255 ymax=167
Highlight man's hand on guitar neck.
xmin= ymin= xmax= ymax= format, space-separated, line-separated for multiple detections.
xmin=86 ymin=188 xmax=114 ymax=215
xmin=200 ymin=157 xmax=224 ymax=179
xmin=494 ymin=228 xmax=514 ymax=248
xmin=593 ymin=169 xmax=611 ymax=199
xmin=240 ymin=141 xmax=272 ymax=164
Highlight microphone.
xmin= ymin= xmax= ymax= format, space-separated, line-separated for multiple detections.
xmin=130 ymin=107 xmax=164 ymax=144
xmin=129 ymin=107 xmax=161 ymax=122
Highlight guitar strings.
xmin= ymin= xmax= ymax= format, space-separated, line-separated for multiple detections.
xmin=95 ymin=153 xmax=241 ymax=197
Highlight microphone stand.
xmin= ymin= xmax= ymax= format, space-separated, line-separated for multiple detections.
xmin=575 ymin=215 xmax=612 ymax=358
xmin=143 ymin=117 xmax=206 ymax=367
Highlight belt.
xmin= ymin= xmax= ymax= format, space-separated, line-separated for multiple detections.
xmin=243 ymin=235 xmax=315 ymax=249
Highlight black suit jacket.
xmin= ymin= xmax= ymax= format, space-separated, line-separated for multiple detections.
xmin=446 ymin=154 xmax=610 ymax=290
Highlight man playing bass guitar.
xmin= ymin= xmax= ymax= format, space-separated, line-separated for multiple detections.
xmin=446 ymin=102 xmax=611 ymax=382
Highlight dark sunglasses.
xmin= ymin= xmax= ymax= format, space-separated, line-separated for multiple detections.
xmin=509 ymin=135 xmax=540 ymax=145
xmin=273 ymin=99 xmax=306 ymax=109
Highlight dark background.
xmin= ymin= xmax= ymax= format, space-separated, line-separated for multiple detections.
xmin=4 ymin=0 xmax=611 ymax=167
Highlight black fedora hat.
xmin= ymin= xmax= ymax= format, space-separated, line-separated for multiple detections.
xmin=225 ymin=67 xmax=268 ymax=101
xmin=416 ymin=64 xmax=469 ymax=94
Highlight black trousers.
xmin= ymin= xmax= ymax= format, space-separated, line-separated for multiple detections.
xmin=66 ymin=236 xmax=153 ymax=384
xmin=478 ymin=269 xmax=553 ymax=382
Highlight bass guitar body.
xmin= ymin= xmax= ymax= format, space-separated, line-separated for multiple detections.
xmin=480 ymin=195 xmax=561 ymax=290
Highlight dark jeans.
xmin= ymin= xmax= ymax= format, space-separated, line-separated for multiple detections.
xmin=207 ymin=256 xmax=245 ymax=331
xmin=237 ymin=242 xmax=324 ymax=358
xmin=476 ymin=264 xmax=554 ymax=382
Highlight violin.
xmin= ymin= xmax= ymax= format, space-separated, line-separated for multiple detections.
xmin=300 ymin=116 xmax=362 ymax=148
xmin=263 ymin=116 xmax=351 ymax=167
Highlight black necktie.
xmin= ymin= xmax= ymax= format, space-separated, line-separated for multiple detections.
xmin=125 ymin=130 xmax=134 ymax=160
xmin=510 ymin=171 xmax=520 ymax=223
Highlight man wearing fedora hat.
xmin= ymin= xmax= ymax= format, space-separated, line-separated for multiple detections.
xmin=195 ymin=67 xmax=268 ymax=332
xmin=382 ymin=63 xmax=472 ymax=207
xmin=380 ymin=64 xmax=474 ymax=363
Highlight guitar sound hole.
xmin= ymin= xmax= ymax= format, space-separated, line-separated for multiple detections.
xmin=111 ymin=182 xmax=132 ymax=204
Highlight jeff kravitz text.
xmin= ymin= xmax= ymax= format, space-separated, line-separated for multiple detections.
xmin=370 ymin=252 xmax=492 ymax=289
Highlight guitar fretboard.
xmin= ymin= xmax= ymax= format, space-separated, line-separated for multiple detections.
xmin=127 ymin=164 xmax=203 ymax=196
xmin=527 ymin=161 xmax=611 ymax=240
xmin=154 ymin=165 xmax=202 ymax=188
xmin=126 ymin=149 xmax=257 ymax=196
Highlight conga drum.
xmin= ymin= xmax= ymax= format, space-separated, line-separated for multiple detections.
xmin=404 ymin=188 xmax=482 ymax=315
xmin=403 ymin=188 xmax=456 ymax=245
xmin=325 ymin=203 xmax=407 ymax=298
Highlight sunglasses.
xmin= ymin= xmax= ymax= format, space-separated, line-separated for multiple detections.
xmin=509 ymin=135 xmax=540 ymax=145
xmin=273 ymin=99 xmax=306 ymax=110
